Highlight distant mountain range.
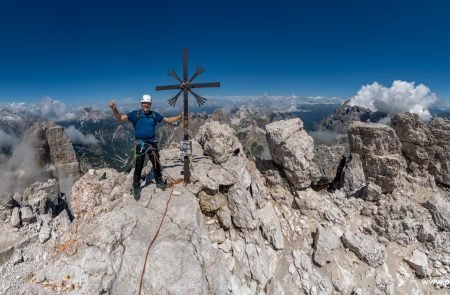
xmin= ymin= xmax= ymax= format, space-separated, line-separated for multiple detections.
xmin=1 ymin=99 xmax=449 ymax=176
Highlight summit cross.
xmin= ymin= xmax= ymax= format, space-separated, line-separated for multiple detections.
xmin=155 ymin=48 xmax=220 ymax=183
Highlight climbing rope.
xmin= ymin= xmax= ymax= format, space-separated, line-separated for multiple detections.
xmin=138 ymin=146 xmax=184 ymax=294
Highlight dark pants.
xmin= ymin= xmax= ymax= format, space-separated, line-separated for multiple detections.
xmin=133 ymin=141 xmax=162 ymax=187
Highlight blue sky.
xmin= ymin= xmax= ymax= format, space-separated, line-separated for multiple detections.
xmin=0 ymin=0 xmax=449 ymax=105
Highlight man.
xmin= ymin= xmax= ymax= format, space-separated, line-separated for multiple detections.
xmin=109 ymin=94 xmax=182 ymax=200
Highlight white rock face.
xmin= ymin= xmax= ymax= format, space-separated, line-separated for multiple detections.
xmin=258 ymin=203 xmax=284 ymax=250
xmin=405 ymin=249 xmax=432 ymax=278
xmin=23 ymin=177 xmax=230 ymax=294
xmin=341 ymin=231 xmax=386 ymax=267
xmin=266 ymin=118 xmax=320 ymax=189
xmin=391 ymin=112 xmax=436 ymax=169
xmin=196 ymin=121 xmax=243 ymax=164
xmin=423 ymin=195 xmax=450 ymax=232
xmin=428 ymin=117 xmax=450 ymax=186
xmin=4 ymin=117 xmax=449 ymax=295
xmin=348 ymin=121 xmax=405 ymax=193
xmin=19 ymin=207 xmax=33 ymax=224
xmin=341 ymin=153 xmax=366 ymax=194
xmin=313 ymin=226 xmax=341 ymax=266
xmin=11 ymin=207 xmax=20 ymax=227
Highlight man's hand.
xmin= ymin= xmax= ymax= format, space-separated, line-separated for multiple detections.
xmin=109 ymin=100 xmax=117 ymax=109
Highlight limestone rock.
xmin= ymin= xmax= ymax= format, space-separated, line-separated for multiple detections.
xmin=45 ymin=124 xmax=81 ymax=179
xmin=341 ymin=154 xmax=366 ymax=194
xmin=227 ymin=186 xmax=258 ymax=230
xmin=404 ymin=249 xmax=432 ymax=278
xmin=341 ymin=231 xmax=386 ymax=267
xmin=245 ymin=243 xmax=270 ymax=285
xmin=196 ymin=121 xmax=243 ymax=164
xmin=417 ymin=222 xmax=437 ymax=243
xmin=21 ymin=179 xmax=60 ymax=215
xmin=313 ymin=144 xmax=346 ymax=185
xmin=70 ymin=168 xmax=130 ymax=220
xmin=10 ymin=249 xmax=23 ymax=265
xmin=356 ymin=181 xmax=382 ymax=202
xmin=20 ymin=207 xmax=33 ymax=224
xmin=222 ymin=155 xmax=252 ymax=189
xmin=295 ymin=189 xmax=345 ymax=224
xmin=25 ymin=122 xmax=81 ymax=181
xmin=209 ymin=228 xmax=226 ymax=244
xmin=313 ymin=226 xmax=341 ymax=266
xmin=428 ymin=117 xmax=450 ymax=185
xmin=257 ymin=203 xmax=284 ymax=250
xmin=0 ymin=192 xmax=14 ymax=221
xmin=199 ymin=191 xmax=227 ymax=213
xmin=348 ymin=121 xmax=405 ymax=193
xmin=423 ymin=195 xmax=450 ymax=231
xmin=266 ymin=118 xmax=320 ymax=189
xmin=352 ymin=287 xmax=370 ymax=295
xmin=391 ymin=112 xmax=435 ymax=169
xmin=217 ymin=205 xmax=232 ymax=230
xmin=207 ymin=168 xmax=235 ymax=186
xmin=290 ymin=249 xmax=333 ymax=294
xmin=10 ymin=207 xmax=20 ymax=227
xmin=372 ymin=194 xmax=429 ymax=246
xmin=0 ymin=192 xmax=14 ymax=209
xmin=330 ymin=260 xmax=353 ymax=293
xmin=38 ymin=221 xmax=52 ymax=244
xmin=348 ymin=121 xmax=402 ymax=155
xmin=23 ymin=187 xmax=230 ymax=294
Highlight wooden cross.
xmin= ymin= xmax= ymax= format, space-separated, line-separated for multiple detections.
xmin=155 ymin=48 xmax=220 ymax=183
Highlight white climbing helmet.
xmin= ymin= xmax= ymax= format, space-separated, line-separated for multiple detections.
xmin=141 ymin=94 xmax=152 ymax=103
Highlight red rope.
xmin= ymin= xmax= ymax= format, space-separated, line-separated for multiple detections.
xmin=138 ymin=150 xmax=183 ymax=294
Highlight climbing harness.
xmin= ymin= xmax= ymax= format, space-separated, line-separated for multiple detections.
xmin=134 ymin=139 xmax=159 ymax=159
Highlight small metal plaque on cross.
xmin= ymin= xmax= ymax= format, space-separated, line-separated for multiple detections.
xmin=155 ymin=48 xmax=220 ymax=183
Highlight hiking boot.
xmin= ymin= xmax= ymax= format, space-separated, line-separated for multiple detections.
xmin=155 ymin=178 xmax=167 ymax=190
xmin=133 ymin=184 xmax=141 ymax=200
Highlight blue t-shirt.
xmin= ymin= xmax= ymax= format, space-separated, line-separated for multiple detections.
xmin=127 ymin=110 xmax=165 ymax=140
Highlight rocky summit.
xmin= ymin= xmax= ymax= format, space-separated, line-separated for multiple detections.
xmin=0 ymin=113 xmax=449 ymax=294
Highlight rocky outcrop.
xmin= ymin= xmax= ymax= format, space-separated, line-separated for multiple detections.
xmin=428 ymin=117 xmax=450 ymax=186
xmin=405 ymin=249 xmax=432 ymax=278
xmin=45 ymin=123 xmax=80 ymax=179
xmin=27 ymin=122 xmax=81 ymax=179
xmin=313 ymin=144 xmax=346 ymax=186
xmin=197 ymin=121 xmax=243 ymax=164
xmin=1 ymin=118 xmax=449 ymax=294
xmin=423 ymin=195 xmax=450 ymax=232
xmin=317 ymin=100 xmax=385 ymax=133
xmin=266 ymin=118 xmax=320 ymax=189
xmin=348 ymin=121 xmax=405 ymax=193
xmin=340 ymin=153 xmax=366 ymax=194
xmin=20 ymin=167 xmax=226 ymax=294
xmin=391 ymin=112 xmax=436 ymax=170
xmin=341 ymin=231 xmax=386 ymax=267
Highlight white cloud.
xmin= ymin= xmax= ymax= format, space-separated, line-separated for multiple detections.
xmin=65 ymin=126 xmax=99 ymax=145
xmin=0 ymin=129 xmax=18 ymax=149
xmin=349 ymin=81 xmax=438 ymax=121
xmin=309 ymin=130 xmax=339 ymax=145
xmin=4 ymin=97 xmax=78 ymax=121
xmin=0 ymin=132 xmax=47 ymax=193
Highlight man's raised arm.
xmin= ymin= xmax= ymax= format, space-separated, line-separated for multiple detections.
xmin=109 ymin=100 xmax=128 ymax=122
xmin=163 ymin=112 xmax=183 ymax=123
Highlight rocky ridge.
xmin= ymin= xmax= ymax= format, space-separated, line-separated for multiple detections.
xmin=0 ymin=113 xmax=449 ymax=294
